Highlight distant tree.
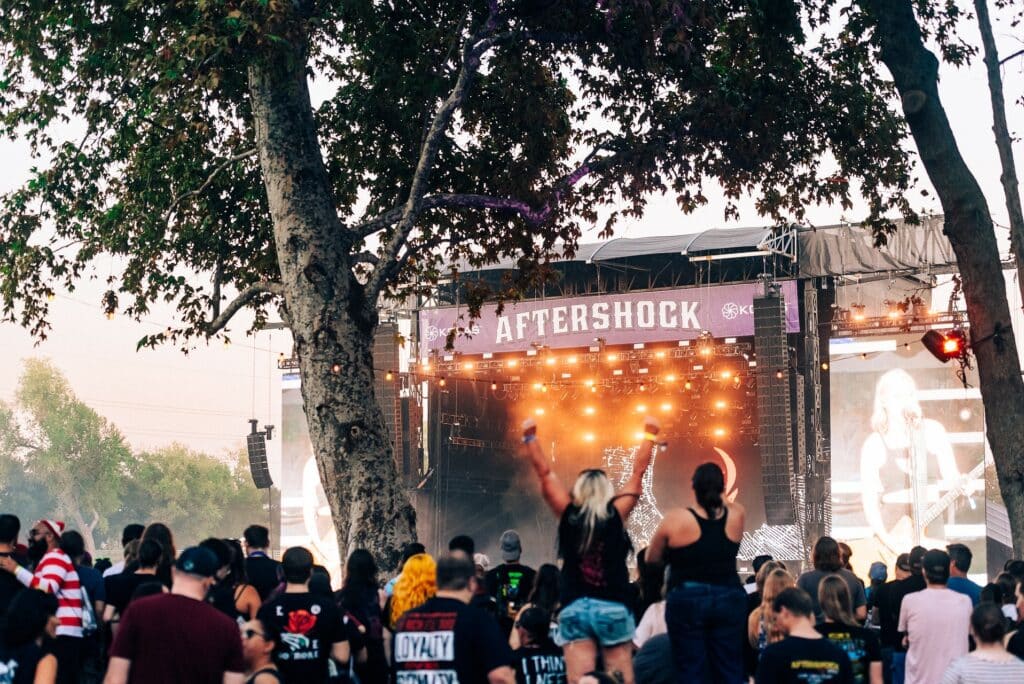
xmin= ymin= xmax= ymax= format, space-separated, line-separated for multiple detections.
xmin=1 ymin=359 xmax=131 ymax=555
xmin=0 ymin=1 xmax=917 ymax=567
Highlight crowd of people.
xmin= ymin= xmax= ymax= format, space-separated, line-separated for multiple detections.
xmin=2 ymin=417 xmax=1024 ymax=683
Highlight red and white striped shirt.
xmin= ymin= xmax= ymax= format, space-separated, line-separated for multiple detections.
xmin=15 ymin=549 xmax=83 ymax=637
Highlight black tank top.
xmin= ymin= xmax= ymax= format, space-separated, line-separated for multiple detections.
xmin=666 ymin=507 xmax=740 ymax=588
xmin=208 ymin=582 xmax=247 ymax=625
xmin=557 ymin=502 xmax=632 ymax=605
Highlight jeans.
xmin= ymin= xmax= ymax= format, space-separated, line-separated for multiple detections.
xmin=665 ymin=582 xmax=747 ymax=684
xmin=555 ymin=597 xmax=636 ymax=647
xmin=880 ymin=647 xmax=893 ymax=684
xmin=891 ymin=651 xmax=906 ymax=684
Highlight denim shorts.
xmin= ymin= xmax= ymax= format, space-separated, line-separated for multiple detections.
xmin=555 ymin=597 xmax=636 ymax=647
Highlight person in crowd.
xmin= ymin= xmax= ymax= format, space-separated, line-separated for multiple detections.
xmin=104 ymin=546 xmax=245 ymax=684
xmin=449 ymin=534 xmax=475 ymax=558
xmin=509 ymin=563 xmax=560 ymax=649
xmin=0 ymin=587 xmax=60 ymax=684
xmin=897 ymin=549 xmax=971 ymax=684
xmin=0 ymin=514 xmax=25 ymax=616
xmin=240 ymin=618 xmax=282 ymax=684
xmin=745 ymin=561 xmax=787 ymax=678
xmin=386 ymin=552 xmax=437 ymax=630
xmin=203 ymin=538 xmax=261 ymax=624
xmin=139 ymin=523 xmax=175 ymax=588
xmin=648 ymin=460 xmax=747 ymax=684
xmin=523 ymin=418 xmax=657 ymax=684
xmin=632 ymin=580 xmax=666 ymax=650
xmin=1006 ymin=560 xmax=1024 ymax=585
xmin=746 ymin=555 xmax=775 ymax=607
xmin=0 ymin=520 xmax=82 ymax=684
xmin=102 ymin=525 xmax=144 ymax=579
xmin=865 ymin=562 xmax=887 ymax=624
xmin=630 ymin=547 xmax=664 ymax=624
xmin=632 ymin=633 xmax=673 ymax=684
xmin=243 ymin=526 xmax=281 ymax=602
xmin=946 ymin=543 xmax=981 ymax=607
xmin=474 ymin=553 xmax=490 ymax=577
xmin=257 ymin=547 xmax=349 ymax=684
xmin=994 ymin=572 xmax=1018 ymax=621
xmin=384 ymin=542 xmax=426 ymax=597
xmin=942 ymin=602 xmax=1024 ymax=682
xmin=60 ymin=531 xmax=105 ymax=684
xmin=486 ymin=530 xmax=538 ymax=636
xmin=103 ymin=539 xmax=161 ymax=632
xmin=511 ymin=606 xmax=566 ymax=684
xmin=392 ymin=554 xmax=515 ymax=683
xmin=93 ymin=559 xmax=112 ymax=576
xmin=816 ymin=576 xmax=882 ymax=684
xmin=875 ymin=549 xmax=920 ymax=684
xmin=129 ymin=582 xmax=166 ymax=602
xmin=797 ymin=537 xmax=867 ymax=622
xmin=334 ymin=548 xmax=388 ymax=684
xmin=838 ymin=543 xmax=857 ymax=574
xmin=1005 ymin=579 xmax=1024 ymax=659
xmin=748 ymin=567 xmax=795 ymax=658
xmin=755 ymin=587 xmax=853 ymax=684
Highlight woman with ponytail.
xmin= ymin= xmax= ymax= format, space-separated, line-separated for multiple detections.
xmin=521 ymin=417 xmax=659 ymax=684
xmin=647 ymin=462 xmax=747 ymax=683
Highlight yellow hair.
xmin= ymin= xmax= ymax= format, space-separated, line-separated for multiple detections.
xmin=389 ymin=553 xmax=437 ymax=626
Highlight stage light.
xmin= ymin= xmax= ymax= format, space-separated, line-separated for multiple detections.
xmin=634 ymin=431 xmax=644 ymax=441
xmin=567 ymin=355 xmax=578 ymax=364
xmin=421 ymin=359 xmax=431 ymax=370
xmin=46 ymin=292 xmax=55 ymax=302
xmin=775 ymin=369 xmax=784 ymax=379
xmin=660 ymin=402 xmax=672 ymax=412
xmin=532 ymin=382 xmax=543 ymax=391
xmin=490 ymin=382 xmax=498 ymax=390
xmin=714 ymin=399 xmax=727 ymax=410
xmin=922 ymin=329 xmax=967 ymax=363
xmin=584 ymin=406 xmax=596 ymax=416
xmin=655 ymin=351 xmax=666 ymax=359
xmin=331 ymin=363 xmax=342 ymax=374
xmin=665 ymin=374 xmax=676 ymax=383
xmin=720 ymin=370 xmax=732 ymax=379
xmin=583 ymin=433 xmax=595 ymax=442
xmin=590 ymin=385 xmax=598 ymax=393
xmin=636 ymin=404 xmax=648 ymax=413
xmin=732 ymin=376 xmax=742 ymax=389
xmin=439 ymin=377 xmax=447 ymax=387
xmin=463 ymin=361 xmax=474 ymax=371
xmin=385 ymin=370 xmax=394 ymax=381
xmin=851 ymin=304 xmax=866 ymax=322
xmin=507 ymin=359 xmax=518 ymax=368
xmin=584 ymin=378 xmax=595 ymax=387
xmin=639 ymin=383 xmax=647 ymax=392
xmin=607 ymin=353 xmax=618 ymax=362
xmin=535 ymin=408 xmax=545 ymax=416
xmin=684 ymin=381 xmax=693 ymax=390
xmin=713 ymin=427 xmax=727 ymax=438
xmin=821 ymin=362 xmax=829 ymax=371
xmin=699 ymin=347 xmax=713 ymax=357
xmin=541 ymin=384 xmax=548 ymax=393
xmin=546 ymin=357 xmax=556 ymax=366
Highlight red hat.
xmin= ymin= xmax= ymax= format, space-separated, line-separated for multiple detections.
xmin=38 ymin=520 xmax=65 ymax=537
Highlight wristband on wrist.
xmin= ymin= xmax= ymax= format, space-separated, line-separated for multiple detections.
xmin=642 ymin=432 xmax=658 ymax=442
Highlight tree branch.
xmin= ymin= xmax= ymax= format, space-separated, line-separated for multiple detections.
xmin=205 ymin=281 xmax=284 ymax=335
xmin=1000 ymin=48 xmax=1024 ymax=66
xmin=364 ymin=8 xmax=506 ymax=300
xmin=164 ymin=148 xmax=257 ymax=223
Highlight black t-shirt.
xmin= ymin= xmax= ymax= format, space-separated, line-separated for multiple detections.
xmin=815 ymin=623 xmax=881 ymax=684
xmin=258 ymin=592 xmax=347 ymax=684
xmin=246 ymin=555 xmax=282 ymax=601
xmin=0 ymin=640 xmax=45 ymax=684
xmin=0 ymin=553 xmax=24 ymax=616
xmin=392 ymin=596 xmax=513 ymax=683
xmin=633 ymin=634 xmax=674 ymax=684
xmin=876 ymin=574 xmax=924 ymax=651
xmin=755 ymin=636 xmax=854 ymax=684
xmin=557 ymin=503 xmax=632 ymax=605
xmin=512 ymin=641 xmax=566 ymax=684
xmin=105 ymin=572 xmax=160 ymax=615
xmin=1007 ymin=629 xmax=1024 ymax=660
xmin=485 ymin=564 xmax=537 ymax=616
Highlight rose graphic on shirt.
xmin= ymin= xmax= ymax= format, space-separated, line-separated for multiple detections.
xmin=286 ymin=609 xmax=318 ymax=635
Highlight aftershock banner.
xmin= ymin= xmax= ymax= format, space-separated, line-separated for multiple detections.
xmin=418 ymin=281 xmax=800 ymax=355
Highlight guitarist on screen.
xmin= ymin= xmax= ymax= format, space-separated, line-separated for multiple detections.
xmin=859 ymin=369 xmax=978 ymax=559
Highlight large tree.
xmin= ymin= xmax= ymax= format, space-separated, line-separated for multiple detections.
xmin=855 ymin=0 xmax=1024 ymax=552
xmin=0 ymin=1 xmax=917 ymax=568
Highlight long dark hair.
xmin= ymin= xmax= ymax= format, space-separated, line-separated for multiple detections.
xmin=142 ymin=523 xmax=175 ymax=569
xmin=812 ymin=537 xmax=842 ymax=573
xmin=2 ymin=589 xmax=57 ymax=647
xmin=692 ymin=463 xmax=725 ymax=517
xmin=337 ymin=549 xmax=381 ymax=617
xmin=222 ymin=538 xmax=248 ymax=588
xmin=527 ymin=564 xmax=560 ymax=614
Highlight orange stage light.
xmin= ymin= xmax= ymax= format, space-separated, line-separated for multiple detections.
xmin=584 ymin=406 xmax=596 ymax=416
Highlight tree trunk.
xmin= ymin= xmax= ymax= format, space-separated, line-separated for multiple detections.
xmin=63 ymin=500 xmax=98 ymax=558
xmin=974 ymin=0 xmax=1024 ymax=303
xmin=247 ymin=45 xmax=416 ymax=573
xmin=862 ymin=0 xmax=1024 ymax=553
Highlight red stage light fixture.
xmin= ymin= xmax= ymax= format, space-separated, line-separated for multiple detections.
xmin=922 ymin=329 xmax=967 ymax=363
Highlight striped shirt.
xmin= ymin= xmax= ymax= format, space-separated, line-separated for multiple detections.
xmin=941 ymin=654 xmax=1024 ymax=683
xmin=15 ymin=549 xmax=83 ymax=637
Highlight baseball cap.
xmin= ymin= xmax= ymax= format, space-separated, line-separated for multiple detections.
xmin=923 ymin=549 xmax=951 ymax=581
xmin=500 ymin=530 xmax=522 ymax=562
xmin=869 ymin=561 xmax=888 ymax=582
xmin=175 ymin=546 xmax=219 ymax=578
xmin=473 ymin=553 xmax=491 ymax=572
xmin=909 ymin=546 xmax=927 ymax=570
xmin=895 ymin=553 xmax=911 ymax=572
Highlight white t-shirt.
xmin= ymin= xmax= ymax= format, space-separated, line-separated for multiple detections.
xmin=102 ymin=560 xmax=125 ymax=578
xmin=633 ymin=601 xmax=666 ymax=648
xmin=898 ymin=587 xmax=972 ymax=684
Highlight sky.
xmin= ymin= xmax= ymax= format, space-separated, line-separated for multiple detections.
xmin=0 ymin=8 xmax=1022 ymax=471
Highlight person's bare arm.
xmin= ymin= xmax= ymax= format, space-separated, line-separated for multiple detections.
xmin=32 ymin=654 xmax=57 ymax=684
xmin=103 ymin=657 xmax=131 ymax=684
xmin=331 ymin=640 xmax=351 ymax=665
xmin=645 ymin=514 xmax=672 ymax=565
xmin=522 ymin=419 xmax=571 ymax=516
xmin=613 ymin=417 xmax=659 ymax=520
xmin=869 ymin=661 xmax=882 ymax=684
xmin=855 ymin=604 xmax=867 ymax=622
xmin=222 ymin=673 xmax=244 ymax=684
xmin=487 ymin=665 xmax=516 ymax=684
